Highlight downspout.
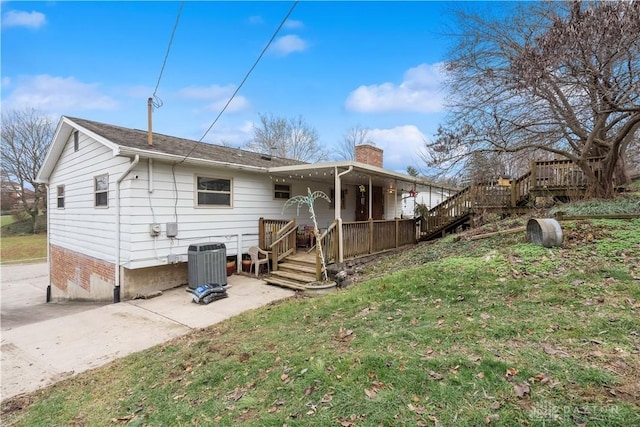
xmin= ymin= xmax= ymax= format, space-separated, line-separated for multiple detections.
xmin=45 ymin=184 xmax=51 ymax=303
xmin=335 ymin=166 xmax=353 ymax=264
xmin=114 ymin=155 xmax=140 ymax=303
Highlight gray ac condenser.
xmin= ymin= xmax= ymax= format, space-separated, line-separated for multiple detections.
xmin=187 ymin=243 xmax=227 ymax=289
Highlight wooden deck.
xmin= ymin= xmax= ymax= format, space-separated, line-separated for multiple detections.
xmin=419 ymin=158 xmax=605 ymax=240
xmin=259 ymin=158 xmax=608 ymax=289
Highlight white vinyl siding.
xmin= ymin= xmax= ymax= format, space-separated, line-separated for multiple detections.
xmin=47 ymin=131 xmax=132 ymax=263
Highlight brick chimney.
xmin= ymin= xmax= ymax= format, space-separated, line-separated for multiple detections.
xmin=355 ymin=144 xmax=383 ymax=168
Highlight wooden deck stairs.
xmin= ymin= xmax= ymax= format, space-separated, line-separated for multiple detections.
xmin=264 ymin=252 xmax=319 ymax=291
xmin=419 ymin=158 xmax=605 ymax=241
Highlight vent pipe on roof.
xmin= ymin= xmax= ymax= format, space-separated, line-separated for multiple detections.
xmin=147 ymin=97 xmax=153 ymax=147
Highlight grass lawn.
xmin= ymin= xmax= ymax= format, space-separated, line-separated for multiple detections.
xmin=0 ymin=215 xmax=47 ymax=264
xmin=0 ymin=234 xmax=47 ymax=264
xmin=1 ymin=215 xmax=15 ymax=227
xmin=2 ymin=218 xmax=639 ymax=426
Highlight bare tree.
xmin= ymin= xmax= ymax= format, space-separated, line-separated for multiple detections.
xmin=336 ymin=125 xmax=373 ymax=161
xmin=247 ymin=113 xmax=328 ymax=162
xmin=1 ymin=109 xmax=53 ymax=232
xmin=424 ymin=1 xmax=640 ymax=198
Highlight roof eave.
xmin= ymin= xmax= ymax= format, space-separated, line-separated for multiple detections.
xmin=268 ymin=161 xmax=439 ymax=187
xmin=116 ymin=146 xmax=269 ymax=173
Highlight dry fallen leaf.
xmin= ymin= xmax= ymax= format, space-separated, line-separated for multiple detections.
xmin=514 ymin=382 xmax=531 ymax=398
xmin=364 ymin=388 xmax=377 ymax=399
xmin=542 ymin=344 xmax=570 ymax=357
xmin=429 ymin=371 xmax=444 ymax=380
xmin=476 ymin=372 xmax=485 ymax=379
xmin=505 ymin=368 xmax=518 ymax=381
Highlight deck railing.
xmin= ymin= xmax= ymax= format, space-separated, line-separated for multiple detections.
xmin=316 ymin=221 xmax=338 ymax=280
xmin=259 ymin=217 xmax=297 ymax=270
xmin=530 ymin=158 xmax=603 ymax=189
xmin=342 ymin=218 xmax=417 ymax=259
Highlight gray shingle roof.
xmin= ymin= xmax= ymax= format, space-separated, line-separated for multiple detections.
xmin=67 ymin=116 xmax=306 ymax=169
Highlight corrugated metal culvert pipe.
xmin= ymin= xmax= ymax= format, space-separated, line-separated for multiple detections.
xmin=526 ymin=218 xmax=563 ymax=248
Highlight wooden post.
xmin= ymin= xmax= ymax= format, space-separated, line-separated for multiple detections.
xmin=271 ymin=248 xmax=278 ymax=272
xmin=369 ymin=218 xmax=374 ymax=254
xmin=258 ymin=217 xmax=264 ymax=249
xmin=530 ymin=160 xmax=537 ymax=191
xmin=395 ymin=218 xmax=399 ymax=248
xmin=510 ymin=180 xmax=517 ymax=208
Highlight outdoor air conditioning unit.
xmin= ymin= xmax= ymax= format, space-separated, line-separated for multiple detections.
xmin=187 ymin=243 xmax=227 ymax=289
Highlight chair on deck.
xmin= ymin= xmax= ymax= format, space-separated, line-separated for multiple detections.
xmin=248 ymin=246 xmax=270 ymax=277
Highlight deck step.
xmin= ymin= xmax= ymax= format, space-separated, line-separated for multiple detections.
xmin=264 ymin=276 xmax=311 ymax=291
xmin=278 ymin=262 xmax=316 ymax=275
xmin=270 ymin=270 xmax=316 ymax=283
xmin=281 ymin=257 xmax=315 ymax=268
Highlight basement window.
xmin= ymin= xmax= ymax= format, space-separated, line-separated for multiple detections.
xmin=57 ymin=185 xmax=65 ymax=208
xmin=94 ymin=174 xmax=109 ymax=207
xmin=196 ymin=176 xmax=232 ymax=207
xmin=274 ymin=183 xmax=291 ymax=200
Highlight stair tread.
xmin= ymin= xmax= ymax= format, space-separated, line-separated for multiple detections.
xmin=265 ymin=277 xmax=310 ymax=291
xmin=278 ymin=263 xmax=316 ymax=274
xmin=271 ymin=270 xmax=316 ymax=282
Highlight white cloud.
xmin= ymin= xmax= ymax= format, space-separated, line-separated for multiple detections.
xmin=200 ymin=120 xmax=254 ymax=146
xmin=2 ymin=75 xmax=118 ymax=111
xmin=177 ymin=84 xmax=251 ymax=113
xmin=368 ymin=125 xmax=427 ymax=172
xmin=1 ymin=76 xmax=10 ymax=88
xmin=2 ymin=10 xmax=46 ymax=29
xmin=345 ymin=63 xmax=446 ymax=113
xmin=271 ymin=34 xmax=308 ymax=56
xmin=284 ymin=19 xmax=304 ymax=29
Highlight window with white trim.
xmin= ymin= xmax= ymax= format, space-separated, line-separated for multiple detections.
xmin=274 ymin=183 xmax=291 ymax=200
xmin=196 ymin=176 xmax=232 ymax=207
xmin=57 ymin=185 xmax=65 ymax=208
xmin=94 ymin=174 xmax=109 ymax=207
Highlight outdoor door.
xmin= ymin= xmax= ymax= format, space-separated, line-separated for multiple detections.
xmin=355 ymin=186 xmax=384 ymax=221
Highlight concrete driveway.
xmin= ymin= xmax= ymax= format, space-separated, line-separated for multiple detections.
xmin=0 ymin=263 xmax=295 ymax=402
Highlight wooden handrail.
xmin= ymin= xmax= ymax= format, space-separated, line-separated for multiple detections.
xmin=268 ymin=219 xmax=297 ymax=248
xmin=264 ymin=218 xmax=297 ymax=271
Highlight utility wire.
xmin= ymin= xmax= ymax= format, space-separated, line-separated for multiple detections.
xmin=151 ymin=0 xmax=185 ymax=109
xmin=178 ymin=0 xmax=299 ymax=164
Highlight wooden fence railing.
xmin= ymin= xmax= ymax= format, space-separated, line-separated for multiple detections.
xmin=259 ymin=217 xmax=297 ymax=271
xmin=342 ymin=218 xmax=417 ymax=259
xmin=530 ymin=158 xmax=603 ymax=189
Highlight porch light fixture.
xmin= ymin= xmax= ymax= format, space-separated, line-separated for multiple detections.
xmin=408 ymin=188 xmax=416 ymax=198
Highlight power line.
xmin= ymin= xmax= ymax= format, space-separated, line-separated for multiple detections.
xmin=151 ymin=0 xmax=185 ymax=109
xmin=178 ymin=0 xmax=299 ymax=164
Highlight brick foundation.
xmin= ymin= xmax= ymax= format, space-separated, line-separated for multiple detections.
xmin=50 ymin=244 xmax=115 ymax=301
xmin=49 ymin=244 xmax=189 ymax=301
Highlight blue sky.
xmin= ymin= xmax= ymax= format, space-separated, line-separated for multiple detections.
xmin=1 ymin=1 xmax=488 ymax=173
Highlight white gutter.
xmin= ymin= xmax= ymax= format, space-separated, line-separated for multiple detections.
xmin=114 ymin=155 xmax=139 ymax=303
xmin=45 ymin=184 xmax=52 ymax=302
xmin=335 ymin=166 xmax=353 ymax=263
